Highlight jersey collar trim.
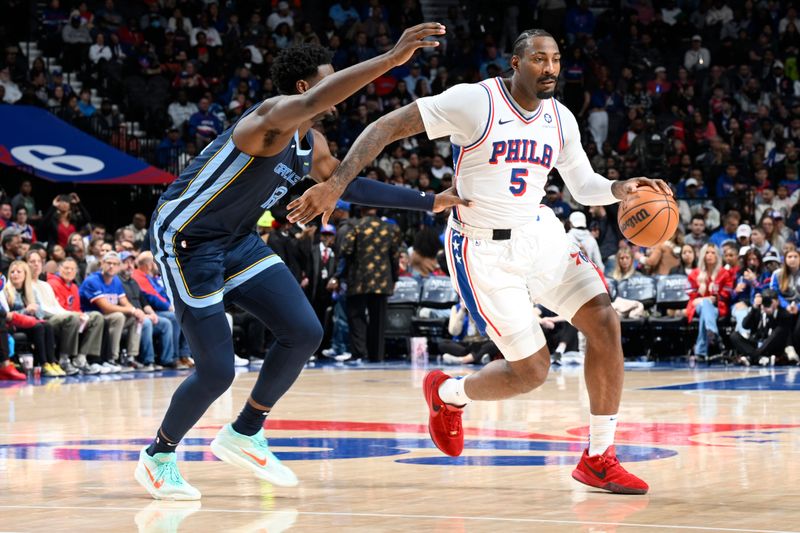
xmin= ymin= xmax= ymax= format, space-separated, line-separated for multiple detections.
xmin=494 ymin=77 xmax=543 ymax=124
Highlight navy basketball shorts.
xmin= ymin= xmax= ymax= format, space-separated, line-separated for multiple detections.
xmin=152 ymin=230 xmax=282 ymax=319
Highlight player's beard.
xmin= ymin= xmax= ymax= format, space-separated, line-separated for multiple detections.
xmin=536 ymin=76 xmax=558 ymax=99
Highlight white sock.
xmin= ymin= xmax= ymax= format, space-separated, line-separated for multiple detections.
xmin=588 ymin=413 xmax=618 ymax=456
xmin=437 ymin=377 xmax=472 ymax=407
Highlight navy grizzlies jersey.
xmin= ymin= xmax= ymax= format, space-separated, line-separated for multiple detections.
xmin=155 ymin=107 xmax=314 ymax=246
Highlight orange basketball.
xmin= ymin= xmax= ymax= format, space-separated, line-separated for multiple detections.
xmin=617 ymin=187 xmax=679 ymax=247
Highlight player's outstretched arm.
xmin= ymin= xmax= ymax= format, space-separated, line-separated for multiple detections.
xmin=288 ymin=102 xmax=430 ymax=224
xmin=235 ymin=23 xmax=444 ymax=156
xmin=308 ymin=129 xmax=469 ymax=214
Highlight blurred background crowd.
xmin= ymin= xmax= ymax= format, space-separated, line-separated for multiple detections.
xmin=2 ymin=0 xmax=800 ymax=380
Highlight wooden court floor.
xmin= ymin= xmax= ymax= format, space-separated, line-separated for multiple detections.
xmin=2 ymin=362 xmax=800 ymax=532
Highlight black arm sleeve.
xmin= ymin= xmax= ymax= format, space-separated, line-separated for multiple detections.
xmin=342 ymin=178 xmax=435 ymax=211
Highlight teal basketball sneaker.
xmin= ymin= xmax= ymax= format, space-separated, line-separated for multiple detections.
xmin=210 ymin=424 xmax=298 ymax=487
xmin=134 ymin=448 xmax=202 ymax=500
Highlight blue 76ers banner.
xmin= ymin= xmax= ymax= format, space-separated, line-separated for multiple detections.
xmin=0 ymin=106 xmax=174 ymax=184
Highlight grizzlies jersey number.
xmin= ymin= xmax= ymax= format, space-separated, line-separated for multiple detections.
xmin=155 ymin=103 xmax=314 ymax=247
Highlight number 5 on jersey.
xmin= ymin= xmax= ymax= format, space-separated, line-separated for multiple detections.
xmin=509 ymin=168 xmax=528 ymax=197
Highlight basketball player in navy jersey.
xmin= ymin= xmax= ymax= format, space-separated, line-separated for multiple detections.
xmin=135 ymin=23 xmax=468 ymax=500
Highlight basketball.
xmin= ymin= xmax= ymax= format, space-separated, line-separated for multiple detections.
xmin=617 ymin=186 xmax=679 ymax=247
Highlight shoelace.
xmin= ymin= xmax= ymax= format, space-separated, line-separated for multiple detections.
xmin=443 ymin=408 xmax=462 ymax=436
xmin=253 ymin=435 xmax=271 ymax=454
xmin=598 ymin=453 xmax=620 ymax=470
xmin=159 ymin=460 xmax=185 ymax=485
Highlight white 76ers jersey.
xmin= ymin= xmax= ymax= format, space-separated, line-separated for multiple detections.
xmin=417 ymin=77 xmax=589 ymax=229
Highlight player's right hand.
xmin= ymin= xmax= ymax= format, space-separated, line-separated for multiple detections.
xmin=433 ymin=187 xmax=471 ymax=213
xmin=387 ymin=23 xmax=445 ymax=66
xmin=612 ymin=177 xmax=672 ymax=199
xmin=287 ymin=180 xmax=340 ymax=226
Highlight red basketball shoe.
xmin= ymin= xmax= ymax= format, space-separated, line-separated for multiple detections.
xmin=572 ymin=446 xmax=649 ymax=494
xmin=0 ymin=363 xmax=26 ymax=381
xmin=423 ymin=370 xmax=464 ymax=457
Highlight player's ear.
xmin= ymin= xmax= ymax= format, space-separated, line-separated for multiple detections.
xmin=510 ymin=54 xmax=519 ymax=72
xmin=296 ymin=79 xmax=310 ymax=94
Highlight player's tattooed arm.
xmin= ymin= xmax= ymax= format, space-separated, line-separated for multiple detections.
xmin=329 ymin=103 xmax=426 ymax=192
xmin=287 ymin=103 xmax=427 ymax=224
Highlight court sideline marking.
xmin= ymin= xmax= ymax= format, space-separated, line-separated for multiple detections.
xmin=0 ymin=504 xmax=795 ymax=532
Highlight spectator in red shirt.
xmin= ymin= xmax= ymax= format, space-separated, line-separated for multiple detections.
xmin=646 ymin=66 xmax=672 ymax=97
xmin=47 ymin=257 xmax=105 ymax=373
xmin=687 ymin=243 xmax=733 ymax=357
xmin=41 ymin=193 xmax=91 ymax=248
xmin=0 ymin=201 xmax=11 ymax=229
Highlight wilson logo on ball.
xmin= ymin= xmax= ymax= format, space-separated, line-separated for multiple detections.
xmin=620 ymin=208 xmax=651 ymax=232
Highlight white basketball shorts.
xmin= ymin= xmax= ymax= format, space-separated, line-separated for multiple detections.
xmin=444 ymin=206 xmax=608 ymax=361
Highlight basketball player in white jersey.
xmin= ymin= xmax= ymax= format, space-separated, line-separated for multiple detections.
xmin=288 ymin=29 xmax=671 ymax=494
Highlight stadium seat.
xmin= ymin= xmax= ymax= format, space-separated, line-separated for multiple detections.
xmin=418 ymin=276 xmax=458 ymax=308
xmin=648 ymin=274 xmax=695 ymax=358
xmin=386 ymin=278 xmax=421 ymax=339
xmin=616 ymin=275 xmax=658 ymax=306
xmin=616 ymin=275 xmax=657 ymax=359
xmin=387 ymin=277 xmax=421 ymax=305
xmin=413 ymin=276 xmax=457 ymax=338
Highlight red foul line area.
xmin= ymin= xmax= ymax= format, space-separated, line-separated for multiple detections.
xmin=195 ymin=420 xmax=800 ymax=446
xmin=196 ymin=420 xmax=583 ymax=441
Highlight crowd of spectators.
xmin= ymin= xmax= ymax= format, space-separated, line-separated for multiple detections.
xmin=2 ymin=0 xmax=800 ymax=376
xmin=0 ymin=182 xmax=205 ymax=380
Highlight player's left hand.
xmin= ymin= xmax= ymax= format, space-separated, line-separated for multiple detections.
xmin=387 ymin=23 xmax=446 ymax=66
xmin=433 ymin=187 xmax=471 ymax=213
xmin=288 ymin=181 xmax=340 ymax=226
xmin=612 ymin=177 xmax=672 ymax=200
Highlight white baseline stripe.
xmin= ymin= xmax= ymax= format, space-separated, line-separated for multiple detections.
xmin=0 ymin=505 xmax=794 ymax=532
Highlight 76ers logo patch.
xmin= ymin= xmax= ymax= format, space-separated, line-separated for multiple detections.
xmin=544 ymin=113 xmax=553 ymax=123
xmin=569 ymin=250 xmax=589 ymax=265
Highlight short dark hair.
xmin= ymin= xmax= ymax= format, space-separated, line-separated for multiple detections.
xmin=691 ymin=214 xmax=706 ymax=223
xmin=512 ymin=29 xmax=555 ymax=57
xmin=271 ymin=44 xmax=332 ymax=95
xmin=2 ymin=234 xmax=17 ymax=249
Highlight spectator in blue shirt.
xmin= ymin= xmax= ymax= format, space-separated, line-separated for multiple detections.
xmin=79 ymin=251 xmax=142 ymax=371
xmin=716 ymin=163 xmax=739 ymax=199
xmin=565 ymin=0 xmax=596 ymax=44
xmin=156 ymin=127 xmax=186 ymax=170
xmin=676 ymin=175 xmax=709 ymax=199
xmin=709 ymin=212 xmax=741 ymax=248
xmin=543 ymin=184 xmax=572 ymax=220
xmin=77 ymin=88 xmax=96 ymax=117
xmin=188 ymin=97 xmax=223 ymax=147
xmin=329 ymin=0 xmax=360 ymax=29
xmin=479 ymin=45 xmax=510 ymax=79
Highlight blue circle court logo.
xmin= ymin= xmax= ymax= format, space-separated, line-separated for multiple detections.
xmin=0 ymin=437 xmax=676 ymax=466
